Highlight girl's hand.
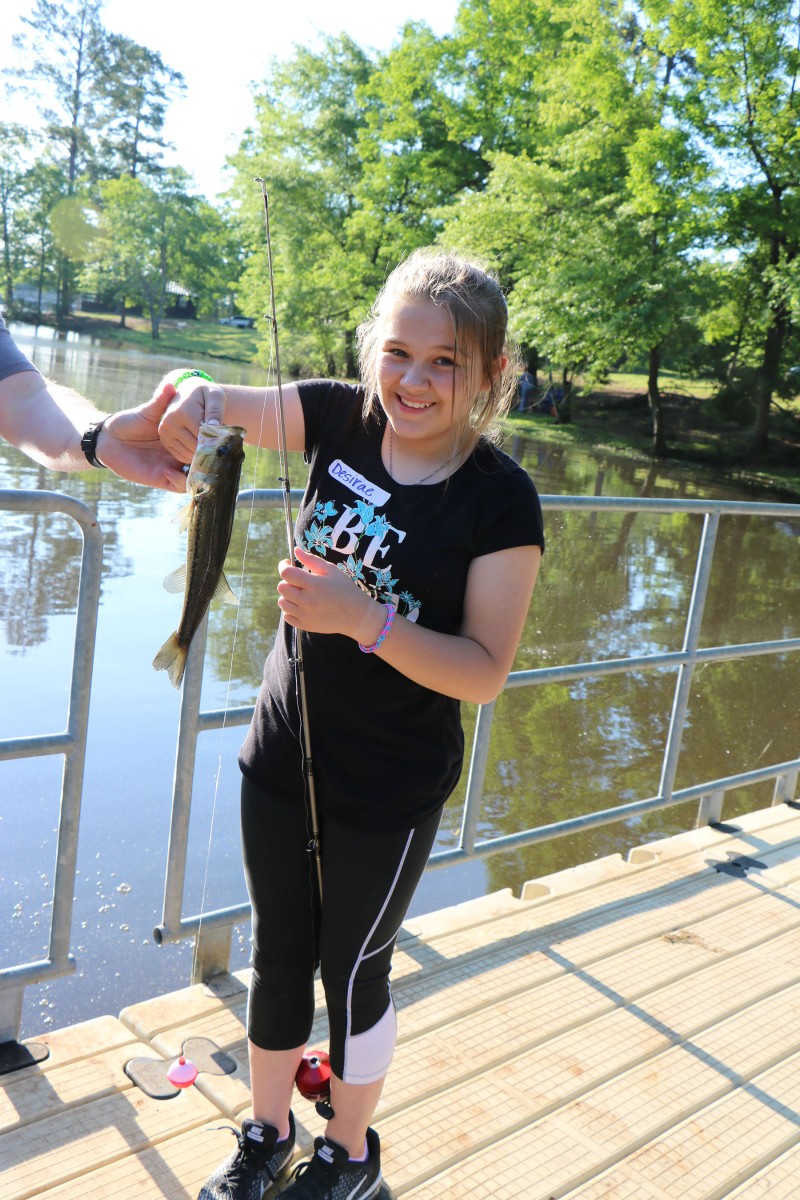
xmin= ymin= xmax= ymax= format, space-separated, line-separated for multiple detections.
xmin=98 ymin=381 xmax=187 ymax=491
xmin=277 ymin=545 xmax=386 ymax=645
xmin=156 ymin=370 xmax=226 ymax=464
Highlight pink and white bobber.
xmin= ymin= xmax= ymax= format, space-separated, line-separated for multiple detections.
xmin=166 ymin=1054 xmax=199 ymax=1088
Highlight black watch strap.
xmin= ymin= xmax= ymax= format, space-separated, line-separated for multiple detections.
xmin=80 ymin=418 xmax=109 ymax=468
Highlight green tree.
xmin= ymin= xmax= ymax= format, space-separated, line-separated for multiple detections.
xmin=98 ymin=36 xmax=185 ymax=180
xmin=641 ymin=0 xmax=800 ymax=453
xmin=229 ymin=35 xmax=375 ymax=376
xmin=0 ymin=123 xmax=32 ymax=307
xmin=8 ymin=0 xmax=113 ymax=318
xmin=8 ymin=0 xmax=112 ymax=192
xmin=15 ymin=162 xmax=67 ymax=317
xmin=443 ymin=0 xmax=708 ymax=455
xmin=85 ymin=171 xmax=227 ymax=338
xmin=350 ymin=21 xmax=485 ymax=270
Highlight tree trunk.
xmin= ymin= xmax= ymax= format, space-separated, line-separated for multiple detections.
xmin=37 ymin=242 xmax=45 ymax=318
xmin=57 ymin=256 xmax=74 ymax=324
xmin=344 ymin=330 xmax=357 ymax=380
xmin=751 ymin=302 xmax=788 ymax=456
xmin=647 ymin=344 xmax=668 ymax=456
xmin=1 ymin=196 xmax=13 ymax=308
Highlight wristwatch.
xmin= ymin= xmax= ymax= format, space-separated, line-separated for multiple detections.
xmin=80 ymin=419 xmax=109 ymax=468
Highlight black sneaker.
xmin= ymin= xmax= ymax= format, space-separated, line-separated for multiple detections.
xmin=280 ymin=1127 xmax=381 ymax=1199
xmin=198 ymin=1112 xmax=296 ymax=1199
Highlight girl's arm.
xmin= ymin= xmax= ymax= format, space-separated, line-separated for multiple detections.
xmin=278 ymin=543 xmax=542 ymax=706
xmin=156 ymin=373 xmax=305 ymax=463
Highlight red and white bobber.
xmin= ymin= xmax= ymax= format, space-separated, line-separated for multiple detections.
xmin=295 ymin=1049 xmax=331 ymax=1101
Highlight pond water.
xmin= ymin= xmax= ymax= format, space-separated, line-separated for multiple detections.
xmin=2 ymin=323 xmax=799 ymax=1038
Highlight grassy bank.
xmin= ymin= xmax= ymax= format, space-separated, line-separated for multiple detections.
xmin=510 ymin=373 xmax=800 ymax=502
xmin=27 ymin=311 xmax=263 ymax=362
xmin=18 ymin=314 xmax=800 ymax=501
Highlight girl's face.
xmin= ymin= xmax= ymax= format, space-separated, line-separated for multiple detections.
xmin=376 ymin=297 xmax=484 ymax=453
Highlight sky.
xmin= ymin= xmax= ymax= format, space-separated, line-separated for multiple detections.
xmin=1 ymin=0 xmax=461 ymax=200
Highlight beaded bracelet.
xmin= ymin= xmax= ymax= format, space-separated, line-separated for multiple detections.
xmin=174 ymin=369 xmax=214 ymax=387
xmin=358 ymin=603 xmax=396 ymax=654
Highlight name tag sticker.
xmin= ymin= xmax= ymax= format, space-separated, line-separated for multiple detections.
xmin=328 ymin=460 xmax=391 ymax=507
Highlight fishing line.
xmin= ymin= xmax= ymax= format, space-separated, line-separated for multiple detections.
xmin=255 ymin=178 xmax=324 ymax=902
xmin=255 ymin=179 xmax=332 ymax=1112
xmin=168 ymin=281 xmax=281 ymax=1091
xmin=169 ymin=185 xmax=326 ymax=1093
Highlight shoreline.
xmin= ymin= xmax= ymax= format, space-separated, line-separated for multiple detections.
xmin=11 ymin=312 xmax=800 ymax=502
xmin=508 ymin=394 xmax=800 ymax=503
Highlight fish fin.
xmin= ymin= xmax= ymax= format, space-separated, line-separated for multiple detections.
xmin=213 ymin=571 xmax=240 ymax=606
xmin=152 ymin=633 xmax=188 ymax=689
xmin=162 ymin=563 xmax=187 ymax=594
xmin=173 ymin=500 xmax=193 ymax=532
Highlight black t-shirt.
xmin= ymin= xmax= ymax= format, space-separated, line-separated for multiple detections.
xmin=239 ymin=379 xmax=545 ymax=832
xmin=0 ymin=315 xmax=36 ymax=382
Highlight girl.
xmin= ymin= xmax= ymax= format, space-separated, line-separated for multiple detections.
xmin=158 ymin=250 xmax=544 ymax=1200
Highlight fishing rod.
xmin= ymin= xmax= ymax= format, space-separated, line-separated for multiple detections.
xmin=255 ymin=178 xmax=323 ymax=902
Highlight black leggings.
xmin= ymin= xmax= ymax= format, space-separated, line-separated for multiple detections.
xmin=241 ymin=775 xmax=442 ymax=1084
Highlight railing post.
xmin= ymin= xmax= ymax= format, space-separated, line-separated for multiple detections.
xmin=458 ymin=701 xmax=497 ymax=855
xmin=0 ymin=987 xmax=24 ymax=1048
xmin=192 ymin=925 xmax=234 ymax=985
xmin=49 ymin=510 xmax=103 ymax=969
xmin=157 ymin=612 xmax=210 ymax=944
xmin=696 ymin=789 xmax=725 ymax=828
xmin=0 ymin=491 xmax=102 ymax=1046
xmin=658 ymin=512 xmax=720 ymax=805
xmin=773 ymin=769 xmax=799 ymax=806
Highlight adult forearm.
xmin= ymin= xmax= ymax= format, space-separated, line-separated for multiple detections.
xmin=0 ymin=371 xmax=103 ymax=471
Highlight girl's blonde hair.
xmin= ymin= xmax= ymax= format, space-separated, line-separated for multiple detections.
xmin=356 ymin=248 xmax=520 ymax=455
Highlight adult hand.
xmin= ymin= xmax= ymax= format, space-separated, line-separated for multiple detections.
xmin=156 ymin=370 xmax=226 ymax=464
xmin=99 ymin=381 xmax=188 ymax=491
xmin=277 ymin=545 xmax=385 ymax=645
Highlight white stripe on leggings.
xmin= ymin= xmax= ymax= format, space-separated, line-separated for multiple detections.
xmin=341 ymin=827 xmax=415 ymax=1085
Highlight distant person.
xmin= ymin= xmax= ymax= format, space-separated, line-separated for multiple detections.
xmin=0 ymin=315 xmax=185 ymax=489
xmin=158 ymin=249 xmax=544 ymax=1200
xmin=518 ymin=368 xmax=536 ymax=412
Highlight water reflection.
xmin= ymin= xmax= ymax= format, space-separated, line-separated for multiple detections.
xmin=2 ymin=327 xmax=799 ymax=1036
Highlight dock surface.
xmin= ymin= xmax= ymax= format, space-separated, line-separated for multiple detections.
xmin=3 ymin=803 xmax=800 ymax=1198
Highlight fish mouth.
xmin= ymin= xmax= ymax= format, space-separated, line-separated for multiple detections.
xmin=197 ymin=421 xmax=246 ymax=448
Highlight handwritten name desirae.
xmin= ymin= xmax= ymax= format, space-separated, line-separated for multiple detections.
xmin=328 ymin=460 xmax=391 ymax=508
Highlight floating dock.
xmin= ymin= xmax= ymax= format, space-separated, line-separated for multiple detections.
xmin=3 ymin=802 xmax=800 ymax=1198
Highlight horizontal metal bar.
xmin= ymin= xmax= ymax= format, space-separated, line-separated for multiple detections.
xmin=0 ymin=731 xmax=75 ymax=760
xmin=536 ymin=495 xmax=800 ymax=517
xmin=155 ymin=902 xmax=251 ymax=945
xmin=236 ymin=490 xmax=800 ymax=520
xmin=507 ymin=637 xmax=800 ymax=689
xmin=196 ymin=706 xmax=254 ymax=732
xmin=0 ymin=489 xmax=103 ymax=525
xmin=426 ymin=756 xmax=800 ymax=866
xmin=0 ymin=956 xmax=76 ymax=988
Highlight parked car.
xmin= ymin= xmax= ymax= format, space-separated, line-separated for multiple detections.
xmin=219 ymin=316 xmax=255 ymax=328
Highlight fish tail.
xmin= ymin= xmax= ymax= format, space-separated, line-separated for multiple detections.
xmin=152 ymin=633 xmax=188 ymax=689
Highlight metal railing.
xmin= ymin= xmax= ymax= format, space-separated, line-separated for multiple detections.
xmin=155 ymin=491 xmax=800 ymax=981
xmin=0 ymin=490 xmax=103 ymax=1043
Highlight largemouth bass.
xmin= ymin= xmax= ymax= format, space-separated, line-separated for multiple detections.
xmin=153 ymin=422 xmax=245 ymax=688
